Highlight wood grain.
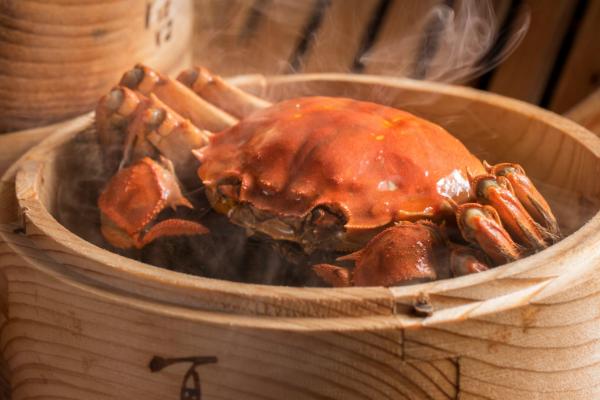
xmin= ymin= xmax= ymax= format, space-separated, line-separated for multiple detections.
xmin=487 ymin=0 xmax=576 ymax=104
xmin=301 ymin=0 xmax=379 ymax=73
xmin=192 ymin=0 xmax=256 ymax=76
xmin=566 ymin=88 xmax=600 ymax=136
xmin=1 ymin=75 xmax=600 ymax=399
xmin=362 ymin=0 xmax=443 ymax=76
xmin=549 ymin=0 xmax=600 ymax=114
xmin=0 ymin=0 xmax=193 ymax=133
xmin=238 ymin=0 xmax=317 ymax=75
xmin=0 ymin=128 xmax=47 ymax=178
xmin=193 ymin=0 xmax=317 ymax=76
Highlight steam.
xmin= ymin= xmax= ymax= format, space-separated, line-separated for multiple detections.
xmin=358 ymin=0 xmax=530 ymax=83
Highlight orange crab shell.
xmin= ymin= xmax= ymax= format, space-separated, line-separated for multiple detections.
xmin=196 ymin=96 xmax=486 ymax=239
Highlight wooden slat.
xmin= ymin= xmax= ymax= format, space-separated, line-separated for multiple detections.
xmin=240 ymin=0 xmax=317 ymax=75
xmin=487 ymin=0 xmax=576 ymax=104
xmin=550 ymin=0 xmax=600 ymax=114
xmin=301 ymin=0 xmax=379 ymax=73
xmin=362 ymin=0 xmax=443 ymax=76
xmin=565 ymin=88 xmax=600 ymax=136
xmin=464 ymin=0 xmax=512 ymax=87
xmin=192 ymin=0 xmax=255 ymax=75
xmin=490 ymin=0 xmax=512 ymax=27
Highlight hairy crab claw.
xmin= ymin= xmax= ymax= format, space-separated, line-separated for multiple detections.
xmin=95 ymin=64 xmax=562 ymax=287
xmin=97 ymin=157 xmax=208 ymax=249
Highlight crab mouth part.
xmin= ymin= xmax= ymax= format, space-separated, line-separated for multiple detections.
xmin=300 ymin=205 xmax=348 ymax=251
xmin=215 ymin=193 xmax=349 ymax=252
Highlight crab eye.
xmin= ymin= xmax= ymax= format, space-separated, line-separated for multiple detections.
xmin=217 ymin=176 xmax=242 ymax=200
xmin=308 ymin=204 xmax=348 ymax=229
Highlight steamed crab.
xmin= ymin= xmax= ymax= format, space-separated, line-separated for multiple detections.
xmin=96 ymin=64 xmax=560 ymax=287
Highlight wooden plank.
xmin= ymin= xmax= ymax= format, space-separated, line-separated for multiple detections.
xmin=301 ymin=0 xmax=379 ymax=73
xmin=192 ymin=0 xmax=255 ymax=74
xmin=464 ymin=0 xmax=512 ymax=87
xmin=549 ymin=0 xmax=600 ymax=114
xmin=362 ymin=0 xmax=443 ymax=76
xmin=241 ymin=0 xmax=317 ymax=75
xmin=565 ymin=88 xmax=600 ymax=136
xmin=487 ymin=0 xmax=576 ymax=104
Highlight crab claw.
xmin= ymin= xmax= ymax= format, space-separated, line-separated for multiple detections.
xmin=98 ymin=157 xmax=208 ymax=249
xmin=487 ymin=162 xmax=560 ymax=241
xmin=470 ymin=174 xmax=548 ymax=251
xmin=312 ymin=264 xmax=352 ymax=287
xmin=313 ymin=222 xmax=445 ymax=287
xmin=456 ymin=203 xmax=522 ymax=265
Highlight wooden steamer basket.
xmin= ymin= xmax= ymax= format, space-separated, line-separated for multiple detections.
xmin=1 ymin=74 xmax=599 ymax=399
xmin=0 ymin=0 xmax=193 ymax=133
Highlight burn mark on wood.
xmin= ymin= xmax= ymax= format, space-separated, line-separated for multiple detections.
xmin=150 ymin=356 xmax=218 ymax=400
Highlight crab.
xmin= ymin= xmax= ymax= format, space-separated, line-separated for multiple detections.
xmin=95 ymin=64 xmax=561 ymax=287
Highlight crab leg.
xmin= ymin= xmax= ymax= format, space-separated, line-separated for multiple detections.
xmin=470 ymin=174 xmax=548 ymax=251
xmin=177 ymin=66 xmax=271 ymax=119
xmin=120 ymin=64 xmax=238 ymax=131
xmin=95 ymin=86 xmax=144 ymax=171
xmin=487 ymin=162 xmax=560 ymax=241
xmin=456 ymin=203 xmax=522 ymax=265
xmin=96 ymin=86 xmax=142 ymax=150
xmin=96 ymin=86 xmax=213 ymax=178
xmin=122 ymin=91 xmax=213 ymax=177
xmin=96 ymin=65 xmax=269 ymax=249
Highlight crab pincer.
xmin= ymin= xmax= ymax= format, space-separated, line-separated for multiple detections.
xmin=98 ymin=157 xmax=208 ymax=249
xmin=313 ymin=222 xmax=447 ymax=287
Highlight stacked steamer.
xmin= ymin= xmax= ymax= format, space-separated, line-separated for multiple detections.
xmin=0 ymin=73 xmax=598 ymax=399
xmin=0 ymin=0 xmax=193 ymax=133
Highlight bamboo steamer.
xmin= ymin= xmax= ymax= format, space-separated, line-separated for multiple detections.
xmin=0 ymin=0 xmax=193 ymax=133
xmin=0 ymin=74 xmax=599 ymax=399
